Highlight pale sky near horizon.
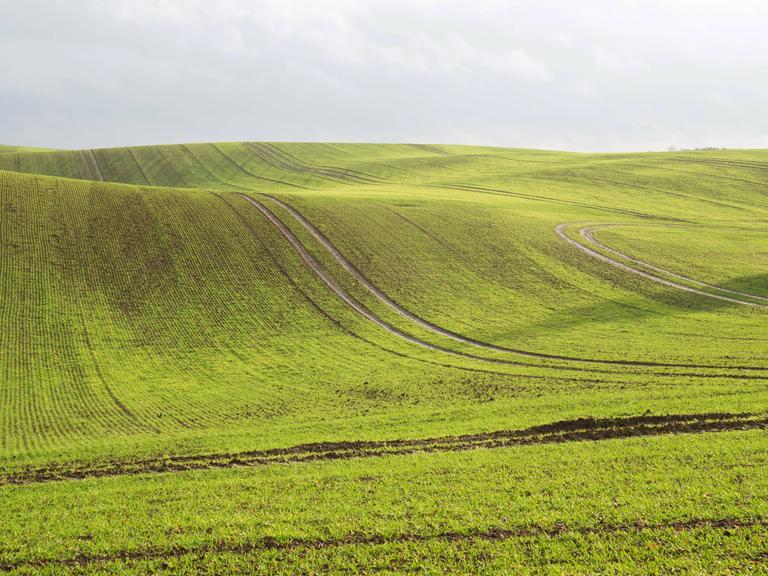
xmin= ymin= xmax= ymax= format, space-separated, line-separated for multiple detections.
xmin=3 ymin=0 xmax=767 ymax=152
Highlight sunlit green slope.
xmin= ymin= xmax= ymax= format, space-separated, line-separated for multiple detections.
xmin=2 ymin=143 xmax=767 ymax=461
xmin=1 ymin=142 xmax=767 ymax=573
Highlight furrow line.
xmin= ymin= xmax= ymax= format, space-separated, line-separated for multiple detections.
xmin=1 ymin=518 xmax=765 ymax=572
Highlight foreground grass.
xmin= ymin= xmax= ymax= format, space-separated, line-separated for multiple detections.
xmin=2 ymin=430 xmax=767 ymax=573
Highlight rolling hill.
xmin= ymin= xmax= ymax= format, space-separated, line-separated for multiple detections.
xmin=1 ymin=142 xmax=767 ymax=573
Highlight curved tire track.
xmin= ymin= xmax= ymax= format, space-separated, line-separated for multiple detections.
xmin=214 ymin=192 xmax=554 ymax=381
xmin=244 ymin=143 xmax=383 ymax=185
xmin=258 ymin=194 xmax=768 ymax=371
xmin=240 ymin=194 xmax=554 ymax=371
xmin=557 ymin=224 xmax=767 ymax=309
xmin=581 ymin=224 xmax=768 ymax=303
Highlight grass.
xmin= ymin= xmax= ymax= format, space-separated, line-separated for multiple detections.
xmin=1 ymin=142 xmax=767 ymax=573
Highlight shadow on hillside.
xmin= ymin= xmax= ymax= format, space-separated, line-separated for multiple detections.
xmin=488 ymin=273 xmax=768 ymax=347
xmin=713 ymin=273 xmax=768 ymax=300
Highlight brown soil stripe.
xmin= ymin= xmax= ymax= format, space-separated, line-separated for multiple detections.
xmin=259 ymin=194 xmax=768 ymax=372
xmin=2 ymin=413 xmax=763 ymax=486
xmin=1 ymin=516 xmax=764 ymax=572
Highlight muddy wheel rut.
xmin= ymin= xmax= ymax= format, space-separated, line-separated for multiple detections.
xmin=2 ymin=412 xmax=763 ymax=486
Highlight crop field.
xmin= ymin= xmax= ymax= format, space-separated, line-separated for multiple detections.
xmin=1 ymin=142 xmax=767 ymax=574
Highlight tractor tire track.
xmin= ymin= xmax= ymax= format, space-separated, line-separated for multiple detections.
xmin=411 ymin=143 xmax=452 ymax=156
xmin=581 ymin=225 xmax=768 ymax=303
xmin=670 ymin=157 xmax=768 ymax=173
xmin=244 ymin=142 xmax=382 ymax=185
xmin=126 ymin=148 xmax=151 ymax=186
xmin=613 ymin=162 xmax=768 ymax=189
xmin=213 ymin=192 xmax=557 ymax=382
xmin=78 ymin=150 xmax=104 ymax=182
xmin=264 ymin=143 xmax=384 ymax=184
xmin=574 ymin=173 xmax=747 ymax=212
xmin=239 ymin=194 xmax=550 ymax=370
xmin=244 ymin=142 xmax=351 ymax=184
xmin=2 ymin=517 xmax=764 ymax=572
xmin=260 ymin=194 xmax=768 ymax=371
xmin=224 ymin=195 xmax=756 ymax=381
xmin=208 ymin=144 xmax=309 ymax=190
xmin=557 ymin=224 xmax=768 ymax=309
xmin=381 ymin=206 xmax=522 ymax=293
xmin=2 ymin=412 xmax=762 ymax=486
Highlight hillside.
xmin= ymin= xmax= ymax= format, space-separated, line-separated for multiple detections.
xmin=1 ymin=143 xmax=767 ymax=573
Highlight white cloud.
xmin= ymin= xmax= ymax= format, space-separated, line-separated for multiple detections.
xmin=1 ymin=0 xmax=767 ymax=150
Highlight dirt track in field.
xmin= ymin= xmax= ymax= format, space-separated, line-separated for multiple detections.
xmin=2 ymin=412 xmax=764 ymax=486
xmin=239 ymin=194 xmax=552 ymax=371
xmin=255 ymin=194 xmax=768 ymax=372
xmin=557 ymin=223 xmax=767 ymax=309
xmin=1 ymin=516 xmax=765 ymax=572
xmin=244 ymin=142 xmax=383 ymax=185
xmin=79 ymin=150 xmax=104 ymax=181
xmin=580 ymin=224 xmax=768 ymax=303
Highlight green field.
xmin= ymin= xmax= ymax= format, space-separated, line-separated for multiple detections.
xmin=1 ymin=142 xmax=767 ymax=574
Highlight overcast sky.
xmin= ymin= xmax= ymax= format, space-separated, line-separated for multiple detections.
xmin=3 ymin=0 xmax=767 ymax=151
